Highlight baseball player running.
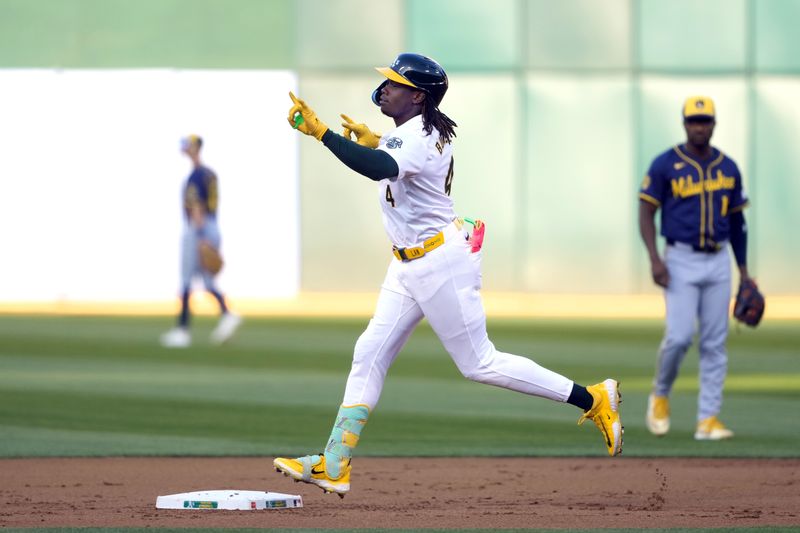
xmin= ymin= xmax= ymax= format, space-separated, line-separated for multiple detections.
xmin=160 ymin=135 xmax=241 ymax=348
xmin=639 ymin=96 xmax=752 ymax=440
xmin=274 ymin=54 xmax=623 ymax=497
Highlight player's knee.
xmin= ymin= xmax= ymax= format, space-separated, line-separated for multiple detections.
xmin=455 ymin=353 xmax=493 ymax=383
xmin=663 ymin=331 xmax=693 ymax=351
xmin=699 ymin=340 xmax=726 ymax=358
xmin=459 ymin=366 xmax=484 ymax=383
xmin=352 ymin=335 xmax=375 ymax=366
xmin=351 ymin=325 xmax=388 ymax=367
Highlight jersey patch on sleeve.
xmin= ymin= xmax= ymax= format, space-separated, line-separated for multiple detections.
xmin=385 ymin=137 xmax=403 ymax=149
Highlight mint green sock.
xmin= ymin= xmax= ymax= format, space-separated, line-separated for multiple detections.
xmin=324 ymin=404 xmax=369 ymax=479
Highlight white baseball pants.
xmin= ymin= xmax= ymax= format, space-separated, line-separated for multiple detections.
xmin=342 ymin=222 xmax=574 ymax=409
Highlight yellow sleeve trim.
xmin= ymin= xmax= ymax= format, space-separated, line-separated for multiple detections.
xmin=639 ymin=193 xmax=661 ymax=207
xmin=729 ymin=200 xmax=750 ymax=213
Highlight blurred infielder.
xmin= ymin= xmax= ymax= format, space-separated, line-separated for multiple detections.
xmin=274 ymin=53 xmax=623 ymax=497
xmin=160 ymin=135 xmax=241 ymax=348
xmin=639 ymin=96 xmax=752 ymax=440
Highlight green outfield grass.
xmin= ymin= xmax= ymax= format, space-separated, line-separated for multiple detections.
xmin=0 ymin=315 xmax=798 ymax=458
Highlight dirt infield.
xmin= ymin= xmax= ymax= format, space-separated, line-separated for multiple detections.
xmin=1 ymin=457 xmax=798 ymax=529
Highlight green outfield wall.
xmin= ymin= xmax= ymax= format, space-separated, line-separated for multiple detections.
xmin=2 ymin=0 xmax=799 ymax=296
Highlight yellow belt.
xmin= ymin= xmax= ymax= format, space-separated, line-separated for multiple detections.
xmin=392 ymin=231 xmax=445 ymax=261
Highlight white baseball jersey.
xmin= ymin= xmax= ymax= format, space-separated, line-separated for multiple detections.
xmin=342 ymin=113 xmax=574 ymax=415
xmin=376 ymin=115 xmax=455 ymax=248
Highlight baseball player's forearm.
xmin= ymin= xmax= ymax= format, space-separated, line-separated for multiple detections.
xmin=638 ymin=201 xmax=661 ymax=261
xmin=729 ymin=211 xmax=748 ymax=269
xmin=321 ymin=130 xmax=399 ymax=181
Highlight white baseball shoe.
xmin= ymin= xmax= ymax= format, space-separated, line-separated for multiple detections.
xmin=210 ymin=312 xmax=242 ymax=345
xmin=160 ymin=327 xmax=191 ymax=348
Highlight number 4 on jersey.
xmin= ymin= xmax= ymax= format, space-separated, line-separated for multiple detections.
xmin=385 ymin=156 xmax=453 ymax=207
xmin=445 ymin=157 xmax=454 ymax=196
xmin=385 ymin=185 xmax=395 ymax=207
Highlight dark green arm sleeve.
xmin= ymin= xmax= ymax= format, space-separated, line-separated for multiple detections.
xmin=321 ymin=130 xmax=399 ymax=181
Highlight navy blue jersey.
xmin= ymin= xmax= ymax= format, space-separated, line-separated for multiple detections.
xmin=183 ymin=165 xmax=218 ymax=219
xmin=640 ymin=145 xmax=748 ymax=250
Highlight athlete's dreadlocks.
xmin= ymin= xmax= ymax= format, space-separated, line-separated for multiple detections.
xmin=421 ymin=97 xmax=457 ymax=144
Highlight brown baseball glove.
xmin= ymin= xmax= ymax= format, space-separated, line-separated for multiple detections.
xmin=198 ymin=241 xmax=224 ymax=275
xmin=733 ymin=278 xmax=765 ymax=327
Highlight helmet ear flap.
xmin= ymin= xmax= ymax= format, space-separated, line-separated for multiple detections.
xmin=371 ymin=80 xmax=388 ymax=106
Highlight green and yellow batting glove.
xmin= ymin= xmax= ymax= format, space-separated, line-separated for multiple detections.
xmin=287 ymin=92 xmax=328 ymax=141
xmin=340 ymin=114 xmax=381 ymax=149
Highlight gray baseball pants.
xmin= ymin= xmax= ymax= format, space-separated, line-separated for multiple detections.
xmin=181 ymin=217 xmax=221 ymax=291
xmin=653 ymin=241 xmax=731 ymax=421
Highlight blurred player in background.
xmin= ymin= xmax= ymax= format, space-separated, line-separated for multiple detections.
xmin=273 ymin=53 xmax=623 ymax=498
xmin=160 ymin=135 xmax=241 ymax=348
xmin=639 ymin=96 xmax=752 ymax=440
